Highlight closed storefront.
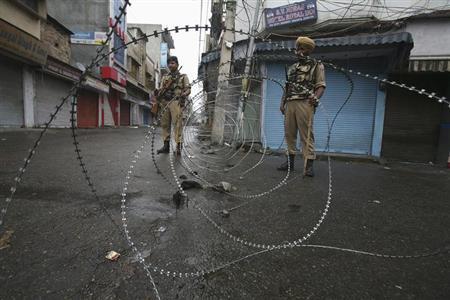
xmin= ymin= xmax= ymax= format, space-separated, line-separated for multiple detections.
xmin=77 ymin=89 xmax=99 ymax=128
xmin=0 ymin=56 xmax=23 ymax=126
xmin=143 ymin=108 xmax=150 ymax=125
xmin=382 ymin=74 xmax=446 ymax=162
xmin=125 ymin=82 xmax=151 ymax=127
xmin=120 ymin=100 xmax=130 ymax=126
xmin=108 ymin=82 xmax=127 ymax=126
xmin=130 ymin=102 xmax=140 ymax=125
xmin=35 ymin=74 xmax=73 ymax=127
xmin=108 ymin=91 xmax=120 ymax=126
xmin=263 ymin=57 xmax=386 ymax=156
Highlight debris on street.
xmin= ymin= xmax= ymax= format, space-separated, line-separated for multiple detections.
xmin=0 ymin=230 xmax=14 ymax=250
xmin=105 ymin=251 xmax=120 ymax=261
xmin=181 ymin=180 xmax=203 ymax=190
xmin=214 ymin=181 xmax=232 ymax=193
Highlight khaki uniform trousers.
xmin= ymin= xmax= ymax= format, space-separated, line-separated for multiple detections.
xmin=160 ymin=99 xmax=183 ymax=144
xmin=285 ymin=100 xmax=316 ymax=160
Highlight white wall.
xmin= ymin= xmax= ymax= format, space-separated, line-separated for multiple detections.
xmin=404 ymin=19 xmax=450 ymax=58
xmin=23 ymin=67 xmax=35 ymax=128
xmin=128 ymin=23 xmax=163 ymax=71
xmin=102 ymin=94 xmax=115 ymax=126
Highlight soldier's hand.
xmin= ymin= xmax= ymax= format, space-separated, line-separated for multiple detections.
xmin=178 ymin=97 xmax=186 ymax=107
xmin=308 ymin=96 xmax=318 ymax=107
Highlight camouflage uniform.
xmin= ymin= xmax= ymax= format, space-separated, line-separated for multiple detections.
xmin=158 ymin=71 xmax=191 ymax=145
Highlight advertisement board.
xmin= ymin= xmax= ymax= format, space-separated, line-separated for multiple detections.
xmin=264 ymin=0 xmax=318 ymax=29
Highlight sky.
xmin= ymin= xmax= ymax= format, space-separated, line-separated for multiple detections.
xmin=127 ymin=0 xmax=211 ymax=88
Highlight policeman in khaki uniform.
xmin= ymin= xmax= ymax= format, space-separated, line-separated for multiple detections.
xmin=156 ymin=56 xmax=191 ymax=155
xmin=278 ymin=37 xmax=326 ymax=177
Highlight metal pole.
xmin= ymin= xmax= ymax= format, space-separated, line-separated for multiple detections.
xmin=243 ymin=0 xmax=262 ymax=79
xmin=198 ymin=0 xmax=204 ymax=63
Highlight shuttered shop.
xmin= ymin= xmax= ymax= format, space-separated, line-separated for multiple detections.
xmin=120 ymin=100 xmax=130 ymax=126
xmin=77 ymin=90 xmax=99 ymax=128
xmin=0 ymin=56 xmax=23 ymax=126
xmin=35 ymin=74 xmax=73 ymax=127
xmin=263 ymin=57 xmax=384 ymax=155
xmin=382 ymin=74 xmax=445 ymax=162
xmin=143 ymin=108 xmax=150 ymax=125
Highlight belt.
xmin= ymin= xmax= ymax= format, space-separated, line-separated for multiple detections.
xmin=286 ymin=97 xmax=308 ymax=101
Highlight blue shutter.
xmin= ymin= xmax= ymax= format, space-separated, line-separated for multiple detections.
xmin=263 ymin=63 xmax=287 ymax=150
xmin=263 ymin=57 xmax=385 ymax=155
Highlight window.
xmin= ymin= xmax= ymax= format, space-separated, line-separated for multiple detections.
xmin=128 ymin=57 xmax=139 ymax=80
xmin=113 ymin=33 xmax=125 ymax=66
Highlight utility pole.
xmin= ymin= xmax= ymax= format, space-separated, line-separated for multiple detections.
xmin=236 ymin=0 xmax=262 ymax=142
xmin=211 ymin=0 xmax=236 ymax=144
xmin=198 ymin=0 xmax=204 ymax=63
xmin=242 ymin=0 xmax=262 ymax=86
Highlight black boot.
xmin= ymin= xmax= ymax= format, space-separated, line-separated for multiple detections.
xmin=277 ymin=154 xmax=295 ymax=171
xmin=304 ymin=159 xmax=314 ymax=177
xmin=157 ymin=140 xmax=170 ymax=154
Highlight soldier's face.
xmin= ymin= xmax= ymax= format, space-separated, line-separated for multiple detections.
xmin=296 ymin=45 xmax=311 ymax=57
xmin=168 ymin=61 xmax=178 ymax=72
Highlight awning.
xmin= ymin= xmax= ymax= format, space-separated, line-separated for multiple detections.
xmin=255 ymin=32 xmax=413 ymax=52
xmin=201 ymin=50 xmax=220 ymax=64
xmin=409 ymin=59 xmax=450 ymax=72
xmin=127 ymin=76 xmax=150 ymax=95
xmin=83 ymin=75 xmax=109 ymax=93
xmin=109 ymin=80 xmax=127 ymax=94
xmin=200 ymin=32 xmax=413 ymax=65
xmin=123 ymin=94 xmax=151 ymax=108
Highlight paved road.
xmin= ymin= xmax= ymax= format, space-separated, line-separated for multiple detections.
xmin=0 ymin=128 xmax=449 ymax=299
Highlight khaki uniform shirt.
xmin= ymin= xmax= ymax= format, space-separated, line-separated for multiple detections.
xmin=159 ymin=72 xmax=191 ymax=100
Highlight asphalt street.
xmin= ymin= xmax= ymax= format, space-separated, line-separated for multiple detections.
xmin=0 ymin=128 xmax=449 ymax=299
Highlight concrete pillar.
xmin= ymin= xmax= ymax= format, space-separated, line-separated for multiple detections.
xmin=211 ymin=0 xmax=236 ymax=144
xmin=23 ymin=66 xmax=35 ymax=128
xmin=371 ymin=74 xmax=387 ymax=157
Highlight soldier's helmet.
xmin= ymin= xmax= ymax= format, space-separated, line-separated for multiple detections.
xmin=295 ymin=36 xmax=316 ymax=52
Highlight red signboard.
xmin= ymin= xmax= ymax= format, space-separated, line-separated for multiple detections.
xmin=101 ymin=66 xmax=126 ymax=86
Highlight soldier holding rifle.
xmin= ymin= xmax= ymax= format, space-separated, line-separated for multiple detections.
xmin=155 ymin=56 xmax=191 ymax=156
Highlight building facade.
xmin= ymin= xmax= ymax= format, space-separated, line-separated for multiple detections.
xmin=125 ymin=26 xmax=152 ymax=126
xmin=200 ymin=0 xmax=450 ymax=164
xmin=128 ymin=23 xmax=175 ymax=118
xmin=0 ymin=0 xmax=48 ymax=127
xmin=47 ymin=0 xmax=127 ymax=128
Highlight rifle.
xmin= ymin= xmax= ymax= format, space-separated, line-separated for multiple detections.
xmin=156 ymin=66 xmax=183 ymax=102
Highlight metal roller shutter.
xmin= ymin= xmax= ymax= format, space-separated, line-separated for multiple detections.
xmin=263 ymin=57 xmax=384 ymax=155
xmin=263 ymin=62 xmax=287 ymax=150
xmin=120 ymin=100 xmax=130 ymax=126
xmin=35 ymin=74 xmax=73 ymax=127
xmin=143 ymin=108 xmax=150 ymax=125
xmin=382 ymin=74 xmax=445 ymax=162
xmin=77 ymin=89 xmax=98 ymax=128
xmin=0 ymin=56 xmax=23 ymax=126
